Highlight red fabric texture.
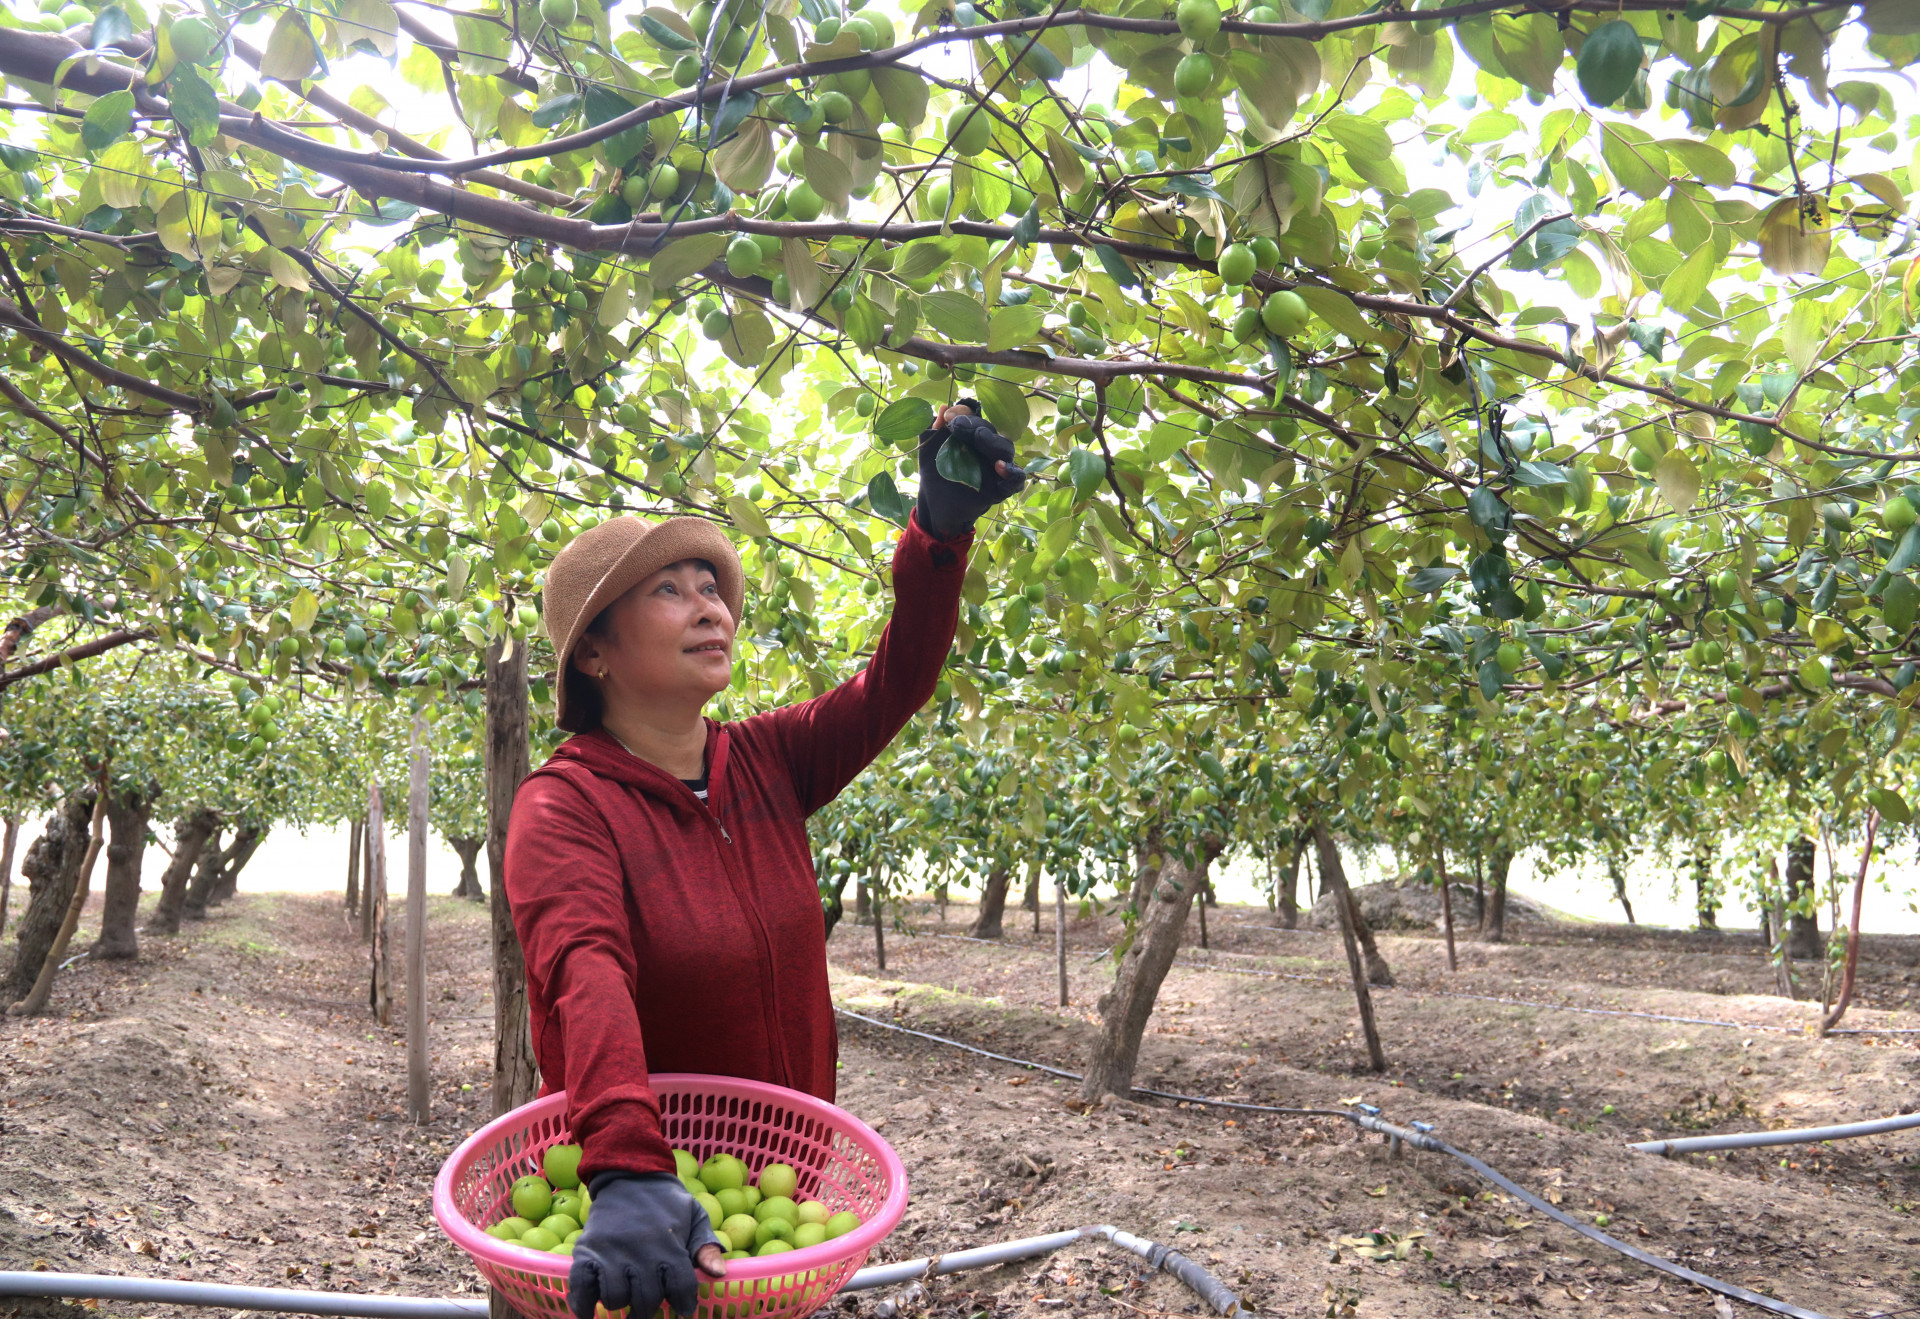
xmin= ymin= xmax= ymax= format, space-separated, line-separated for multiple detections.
xmin=504 ymin=510 xmax=970 ymax=1183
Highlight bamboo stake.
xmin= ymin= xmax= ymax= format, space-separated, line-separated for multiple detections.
xmin=406 ymin=714 xmax=430 ymax=1123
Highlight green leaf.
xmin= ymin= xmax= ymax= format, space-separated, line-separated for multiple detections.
xmin=874 ymin=397 xmax=934 ymax=445
xmin=258 ymin=10 xmax=319 ymax=81
xmin=648 ymin=234 xmax=729 ymax=287
xmin=845 ymin=295 xmax=887 ymax=350
xmin=1653 ymin=449 xmax=1700 ymax=513
xmin=1067 ymin=447 xmax=1106 ymax=501
xmin=1091 ymin=244 xmax=1138 ymax=289
xmin=88 ymin=4 xmax=132 ymax=48
xmin=726 ymin=493 xmax=772 ymax=539
xmin=867 ymin=471 xmax=909 ymax=526
xmin=1477 ymin=660 xmax=1506 ymax=701
xmin=936 ymin=436 xmax=983 ymax=490
xmin=1661 ymin=242 xmax=1716 ymax=315
xmin=920 ymin=290 xmax=990 ymax=344
xmin=1292 ymin=286 xmax=1374 ymax=344
xmin=1883 ymin=575 xmax=1919 ymax=633
xmin=639 ymin=12 xmax=698 ymax=49
xmin=970 ymin=377 xmax=1029 ymax=442
xmin=81 ymin=90 xmax=134 ymax=151
xmin=871 ymin=66 xmax=928 ymax=131
xmin=987 ymin=304 xmax=1044 ymax=352
xmin=169 ymin=65 xmax=221 ymax=148
xmin=1576 ymin=20 xmax=1644 ymax=107
xmin=1405 ymin=566 xmax=1461 ymax=593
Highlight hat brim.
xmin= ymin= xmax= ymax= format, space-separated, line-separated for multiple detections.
xmin=552 ymin=517 xmax=745 ymax=732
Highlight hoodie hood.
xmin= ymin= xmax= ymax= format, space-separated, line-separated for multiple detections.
xmin=547 ymin=724 xmax=732 ymax=817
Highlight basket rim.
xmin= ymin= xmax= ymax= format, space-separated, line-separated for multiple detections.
xmin=433 ymin=1075 xmax=909 ymax=1284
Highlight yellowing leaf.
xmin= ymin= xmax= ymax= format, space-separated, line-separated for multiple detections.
xmin=258 ymin=10 xmax=318 ymax=81
xmin=987 ymin=304 xmax=1044 ymax=352
xmin=289 ymin=587 xmax=320 ymax=634
xmin=1652 ymin=449 xmax=1700 ymax=513
xmin=726 ymin=494 xmax=771 ymax=539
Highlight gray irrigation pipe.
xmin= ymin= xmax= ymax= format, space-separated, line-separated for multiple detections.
xmin=0 ymin=1224 xmax=1243 ymax=1319
xmin=1630 ymin=1110 xmax=1920 ymax=1156
xmin=834 ymin=1007 xmax=1837 ymax=1319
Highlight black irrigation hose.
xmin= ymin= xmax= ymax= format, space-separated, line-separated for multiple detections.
xmin=834 ymin=1007 xmax=1838 ymax=1319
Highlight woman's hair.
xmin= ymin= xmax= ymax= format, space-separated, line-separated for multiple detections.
xmin=564 ymin=557 xmax=721 ymax=735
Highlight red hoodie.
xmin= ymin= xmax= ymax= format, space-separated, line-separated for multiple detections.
xmin=503 ymin=511 xmax=969 ymax=1183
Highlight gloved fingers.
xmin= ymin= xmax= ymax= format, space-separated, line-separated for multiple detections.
xmin=662 ymin=1247 xmax=702 ymax=1317
xmin=686 ymin=1205 xmax=725 ymax=1259
xmin=631 ymin=1258 xmax=671 ymax=1319
xmin=566 ymin=1254 xmax=604 ymax=1319
xmin=948 ymin=416 xmax=1025 ymax=501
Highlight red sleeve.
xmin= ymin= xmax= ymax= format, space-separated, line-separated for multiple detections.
xmin=741 ymin=507 xmax=970 ymax=816
xmin=504 ymin=772 xmax=675 ymax=1183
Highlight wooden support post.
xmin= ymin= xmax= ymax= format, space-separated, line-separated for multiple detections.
xmin=1055 ymin=879 xmax=1068 ymax=1008
xmin=1312 ymin=820 xmax=1385 ymax=1072
xmin=406 ymin=714 xmax=430 ymax=1124
xmin=369 ymin=782 xmax=391 ymax=1027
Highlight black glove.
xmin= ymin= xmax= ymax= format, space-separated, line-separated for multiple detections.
xmin=568 ymin=1172 xmax=723 ymax=1319
xmin=915 ymin=399 xmax=1027 ymax=540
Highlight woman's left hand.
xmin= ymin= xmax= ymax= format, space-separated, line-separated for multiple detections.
xmin=916 ymin=400 xmax=1026 ymax=539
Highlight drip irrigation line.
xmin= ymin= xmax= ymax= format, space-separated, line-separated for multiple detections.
xmin=834 ymin=1007 xmax=1836 ymax=1319
xmin=1630 ymin=1110 xmax=1920 ymax=1156
xmin=887 ymin=922 xmax=1845 ymax=1035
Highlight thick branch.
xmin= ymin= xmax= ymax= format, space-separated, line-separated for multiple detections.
xmin=0 ymin=628 xmax=154 ymax=690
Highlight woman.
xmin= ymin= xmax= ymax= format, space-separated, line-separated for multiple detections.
xmin=504 ymin=402 xmax=1023 ymax=1319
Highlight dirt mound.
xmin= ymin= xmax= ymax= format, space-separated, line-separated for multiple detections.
xmin=1307 ymin=877 xmax=1561 ymax=931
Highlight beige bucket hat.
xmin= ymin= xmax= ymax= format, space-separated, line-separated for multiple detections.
xmin=542 ymin=514 xmax=745 ymax=731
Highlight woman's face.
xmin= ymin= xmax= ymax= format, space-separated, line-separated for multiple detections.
xmin=572 ymin=559 xmax=736 ymax=711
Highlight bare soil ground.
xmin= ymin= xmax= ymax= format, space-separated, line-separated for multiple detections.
xmin=3 ymin=888 xmax=1918 ymax=1319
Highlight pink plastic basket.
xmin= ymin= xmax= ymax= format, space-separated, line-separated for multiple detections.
xmin=434 ymin=1076 xmax=909 ymax=1319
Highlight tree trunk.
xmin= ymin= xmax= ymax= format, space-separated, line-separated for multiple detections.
xmin=1129 ymin=838 xmax=1156 ymax=913
xmin=4 ymin=790 xmax=97 ymax=1001
xmin=1820 ymin=811 xmax=1879 ymax=1036
xmin=147 ymin=809 xmax=217 ymax=935
xmin=1485 ymin=845 xmax=1512 ymax=943
xmin=854 ymin=880 xmax=870 ymax=922
xmin=406 ymin=714 xmax=430 ymax=1123
xmin=1022 ymin=870 xmax=1039 ymax=913
xmin=1436 ymin=848 xmax=1457 ymax=973
xmin=451 ymin=836 xmax=485 ymax=901
xmin=1693 ymin=840 xmax=1718 ymax=931
xmin=969 ymin=865 xmax=1012 ymax=939
xmin=1348 ymin=889 xmax=1393 ymax=984
xmin=0 ymin=814 xmax=20 ymax=939
xmin=207 ymin=822 xmax=264 ymax=907
xmin=1277 ymin=838 xmax=1303 ymax=930
xmin=1311 ymin=821 xmax=1386 ymax=1072
xmin=1080 ymin=827 xmax=1218 ymax=1101
xmin=486 ymin=636 xmax=538 ymax=1119
xmin=934 ymin=880 xmax=948 ymax=923
xmin=369 ymin=781 xmax=391 ymax=1027
xmin=92 ymin=784 xmax=156 ymax=961
xmin=1765 ymin=858 xmax=1796 ymax=1000
xmin=1473 ymin=852 xmax=1486 ymax=930
xmin=1786 ymin=835 xmax=1820 ymax=960
xmin=1608 ymin=855 xmax=1635 ymax=924
xmin=873 ymin=872 xmax=886 ymax=973
xmin=181 ymin=827 xmax=227 ymax=922
xmin=10 ymin=774 xmax=109 ymax=1016
xmin=346 ymin=816 xmax=363 ymax=916
xmin=1196 ymin=880 xmax=1209 ymax=949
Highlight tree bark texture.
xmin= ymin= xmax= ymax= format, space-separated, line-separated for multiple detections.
xmin=1055 ymin=878 xmax=1068 ymax=1008
xmin=361 ymin=815 xmax=376 ymax=944
xmin=92 ymin=783 xmax=156 ymax=961
xmin=1820 ymin=811 xmax=1879 ymax=1036
xmin=1348 ymin=890 xmax=1394 ymax=986
xmin=406 ymin=714 xmax=430 ymax=1124
xmin=1079 ymin=828 xmax=1217 ymax=1102
xmin=4 ymin=790 xmax=96 ymax=1001
xmin=1022 ymin=870 xmax=1039 ymax=913
xmin=872 ymin=873 xmax=886 ymax=972
xmin=854 ymin=880 xmax=870 ymax=921
xmin=1485 ymin=845 xmax=1512 ymax=943
xmin=969 ymin=865 xmax=1012 ymax=939
xmin=346 ymin=816 xmax=363 ymax=915
xmin=1786 ymin=835 xmax=1821 ymax=960
xmin=486 ymin=636 xmax=538 ymax=1117
xmin=450 ymin=836 xmax=485 ymax=901
xmin=1277 ymin=838 xmax=1303 ymax=929
xmin=147 ymin=809 xmax=217 ymax=935
xmin=0 ymin=814 xmax=19 ymax=940
xmin=1311 ymin=821 xmax=1386 ymax=1072
xmin=368 ymin=782 xmax=391 ymax=1028
xmin=10 ymin=775 xmax=108 ymax=1016
xmin=1608 ymin=855 xmax=1635 ymax=924
xmin=207 ymin=822 xmax=264 ymax=907
xmin=1436 ymin=849 xmax=1457 ymax=973
xmin=181 ymin=826 xmax=227 ymax=921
